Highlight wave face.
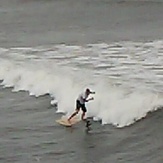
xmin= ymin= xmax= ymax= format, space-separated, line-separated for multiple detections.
xmin=0 ymin=41 xmax=163 ymax=127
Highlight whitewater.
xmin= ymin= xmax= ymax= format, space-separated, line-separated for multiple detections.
xmin=1 ymin=40 xmax=163 ymax=128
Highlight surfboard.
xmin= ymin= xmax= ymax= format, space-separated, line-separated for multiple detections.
xmin=56 ymin=117 xmax=81 ymax=127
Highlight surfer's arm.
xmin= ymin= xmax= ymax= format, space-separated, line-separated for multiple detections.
xmin=83 ymin=91 xmax=95 ymax=102
xmin=84 ymin=97 xmax=94 ymax=102
xmin=86 ymin=92 xmax=95 ymax=102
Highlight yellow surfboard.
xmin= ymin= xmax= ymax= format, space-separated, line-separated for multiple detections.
xmin=56 ymin=117 xmax=81 ymax=127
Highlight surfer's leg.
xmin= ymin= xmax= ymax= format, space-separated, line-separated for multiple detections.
xmin=81 ymin=104 xmax=87 ymax=121
xmin=81 ymin=106 xmax=91 ymax=128
xmin=68 ymin=109 xmax=79 ymax=122
xmin=81 ymin=112 xmax=86 ymax=121
xmin=81 ymin=105 xmax=91 ymax=127
xmin=68 ymin=100 xmax=80 ymax=121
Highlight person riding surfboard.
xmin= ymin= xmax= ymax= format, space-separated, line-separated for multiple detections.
xmin=68 ymin=88 xmax=95 ymax=125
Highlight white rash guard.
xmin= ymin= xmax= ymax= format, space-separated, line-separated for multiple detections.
xmin=77 ymin=91 xmax=89 ymax=104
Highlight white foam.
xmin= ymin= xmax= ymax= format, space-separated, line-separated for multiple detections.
xmin=0 ymin=41 xmax=163 ymax=128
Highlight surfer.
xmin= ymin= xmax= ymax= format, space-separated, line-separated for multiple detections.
xmin=68 ymin=88 xmax=95 ymax=123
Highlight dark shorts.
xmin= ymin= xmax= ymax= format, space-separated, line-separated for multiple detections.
xmin=76 ymin=100 xmax=87 ymax=112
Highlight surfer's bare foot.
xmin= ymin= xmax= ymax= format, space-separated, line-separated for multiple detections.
xmin=82 ymin=118 xmax=87 ymax=122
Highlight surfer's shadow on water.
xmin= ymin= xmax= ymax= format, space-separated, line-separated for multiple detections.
xmin=65 ymin=126 xmax=91 ymax=134
xmin=61 ymin=120 xmax=92 ymax=133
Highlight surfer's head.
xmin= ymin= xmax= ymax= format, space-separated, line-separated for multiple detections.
xmin=86 ymin=88 xmax=91 ymax=95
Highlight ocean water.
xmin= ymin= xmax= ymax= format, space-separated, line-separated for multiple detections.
xmin=0 ymin=0 xmax=163 ymax=163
